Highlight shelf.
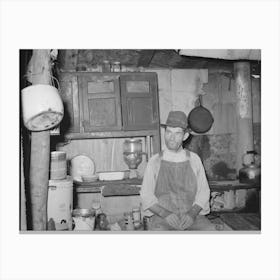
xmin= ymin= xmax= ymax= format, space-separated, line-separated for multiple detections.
xmin=74 ymin=178 xmax=142 ymax=187
xmin=74 ymin=179 xmax=260 ymax=195
xmin=74 ymin=178 xmax=142 ymax=195
xmin=209 ymin=180 xmax=260 ymax=192
xmin=56 ymin=130 xmax=160 ymax=140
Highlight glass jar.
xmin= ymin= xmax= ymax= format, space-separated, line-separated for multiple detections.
xmin=111 ymin=61 xmax=121 ymax=72
xmin=132 ymin=207 xmax=141 ymax=229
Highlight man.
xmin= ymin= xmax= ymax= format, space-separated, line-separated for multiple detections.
xmin=140 ymin=111 xmax=215 ymax=231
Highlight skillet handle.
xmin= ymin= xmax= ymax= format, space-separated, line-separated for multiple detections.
xmin=198 ymin=95 xmax=202 ymax=106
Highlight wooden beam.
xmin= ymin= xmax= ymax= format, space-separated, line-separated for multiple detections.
xmin=234 ymin=61 xmax=254 ymax=209
xmin=234 ymin=61 xmax=254 ymax=171
xmin=27 ymin=50 xmax=52 ymax=230
xmin=29 ymin=131 xmax=50 ymax=230
xmin=137 ymin=50 xmax=155 ymax=67
xmin=20 ymin=137 xmax=27 ymax=230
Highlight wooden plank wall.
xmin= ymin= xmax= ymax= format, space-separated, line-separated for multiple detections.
xmin=145 ymin=69 xmax=208 ymax=149
xmin=57 ymin=69 xmax=209 ymax=177
xmin=57 ymin=137 xmax=148 ymax=177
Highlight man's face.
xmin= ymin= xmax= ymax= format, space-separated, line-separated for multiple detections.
xmin=164 ymin=126 xmax=185 ymax=151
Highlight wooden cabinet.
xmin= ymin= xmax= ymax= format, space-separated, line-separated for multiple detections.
xmin=120 ymin=73 xmax=159 ymax=131
xmin=58 ymin=71 xmax=161 ymax=153
xmin=58 ymin=73 xmax=80 ymax=133
xmin=79 ymin=74 xmax=122 ymax=132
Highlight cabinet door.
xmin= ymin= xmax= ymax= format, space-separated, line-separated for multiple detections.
xmin=79 ymin=74 xmax=122 ymax=132
xmin=59 ymin=73 xmax=80 ymax=133
xmin=120 ymin=73 xmax=159 ymax=131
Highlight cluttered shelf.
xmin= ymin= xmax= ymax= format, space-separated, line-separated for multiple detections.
xmin=74 ymin=179 xmax=260 ymax=195
xmin=209 ymin=180 xmax=260 ymax=191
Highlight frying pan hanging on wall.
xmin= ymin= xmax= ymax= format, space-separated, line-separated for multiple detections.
xmin=188 ymin=95 xmax=214 ymax=134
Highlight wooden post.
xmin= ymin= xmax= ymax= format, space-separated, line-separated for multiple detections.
xmin=234 ymin=61 xmax=254 ymax=208
xmin=27 ymin=50 xmax=52 ymax=230
xmin=20 ymin=137 xmax=27 ymax=230
xmin=234 ymin=61 xmax=254 ymax=171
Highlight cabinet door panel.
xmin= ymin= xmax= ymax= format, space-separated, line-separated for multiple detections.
xmin=59 ymin=73 xmax=80 ymax=133
xmin=88 ymin=80 xmax=114 ymax=93
xmin=126 ymin=81 xmax=150 ymax=93
xmin=80 ymin=75 xmax=122 ymax=132
xmin=88 ymin=98 xmax=118 ymax=127
xmin=126 ymin=97 xmax=154 ymax=126
xmin=120 ymin=73 xmax=159 ymax=131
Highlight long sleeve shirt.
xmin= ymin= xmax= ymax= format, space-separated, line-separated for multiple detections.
xmin=140 ymin=148 xmax=210 ymax=216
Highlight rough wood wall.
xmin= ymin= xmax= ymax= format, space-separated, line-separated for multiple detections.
xmin=144 ymin=69 xmax=208 ymax=149
xmin=202 ymin=73 xmax=237 ymax=134
xmin=56 ymin=68 xmax=260 ymax=181
xmin=57 ymin=137 xmax=148 ymax=176
xmin=186 ymin=75 xmax=261 ymax=180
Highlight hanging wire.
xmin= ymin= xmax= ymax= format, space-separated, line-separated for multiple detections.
xmin=50 ymin=75 xmax=61 ymax=92
xmin=22 ymin=71 xmax=61 ymax=93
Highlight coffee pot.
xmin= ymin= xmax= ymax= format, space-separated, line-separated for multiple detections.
xmin=239 ymin=151 xmax=261 ymax=185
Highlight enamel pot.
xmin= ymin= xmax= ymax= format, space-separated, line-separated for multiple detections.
xmin=21 ymin=84 xmax=64 ymax=131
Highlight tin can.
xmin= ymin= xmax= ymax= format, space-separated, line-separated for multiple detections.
xmin=72 ymin=208 xmax=95 ymax=231
xmin=111 ymin=61 xmax=121 ymax=72
xmin=95 ymin=213 xmax=109 ymax=230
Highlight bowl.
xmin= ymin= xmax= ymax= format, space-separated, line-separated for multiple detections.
xmin=82 ymin=174 xmax=99 ymax=182
xmin=70 ymin=155 xmax=96 ymax=181
xmin=72 ymin=208 xmax=95 ymax=217
xmin=98 ymin=170 xmax=130 ymax=181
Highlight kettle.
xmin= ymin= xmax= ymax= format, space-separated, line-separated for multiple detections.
xmin=239 ymin=151 xmax=261 ymax=185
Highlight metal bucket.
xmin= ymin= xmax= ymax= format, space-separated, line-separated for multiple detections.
xmin=72 ymin=209 xmax=96 ymax=231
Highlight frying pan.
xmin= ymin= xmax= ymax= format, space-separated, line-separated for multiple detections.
xmin=188 ymin=95 xmax=214 ymax=134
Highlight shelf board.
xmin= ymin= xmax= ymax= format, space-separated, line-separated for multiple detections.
xmin=74 ymin=178 xmax=142 ymax=187
xmin=58 ymin=130 xmax=160 ymax=140
xmin=209 ymin=180 xmax=260 ymax=191
xmin=74 ymin=179 xmax=260 ymax=195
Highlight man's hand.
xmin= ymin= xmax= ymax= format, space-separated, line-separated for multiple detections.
xmin=164 ymin=213 xmax=181 ymax=229
xmin=179 ymin=204 xmax=202 ymax=230
xmin=179 ymin=213 xmax=195 ymax=230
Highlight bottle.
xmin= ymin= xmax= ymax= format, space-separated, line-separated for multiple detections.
xmin=124 ymin=212 xmax=134 ymax=231
xmin=132 ymin=207 xmax=141 ymax=229
xmin=143 ymin=216 xmax=151 ymax=230
xmin=95 ymin=213 xmax=109 ymax=230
